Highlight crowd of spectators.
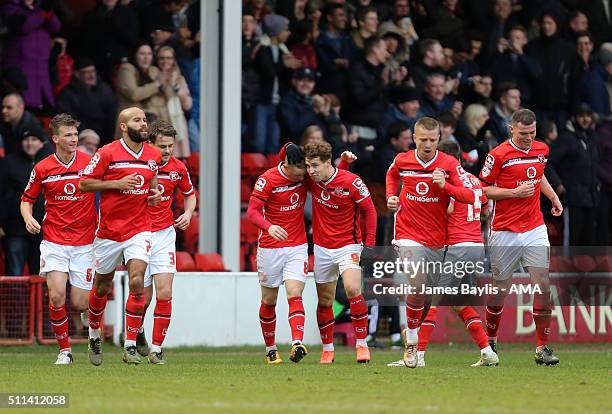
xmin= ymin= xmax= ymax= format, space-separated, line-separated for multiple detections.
xmin=0 ymin=0 xmax=200 ymax=276
xmin=240 ymin=0 xmax=612 ymax=247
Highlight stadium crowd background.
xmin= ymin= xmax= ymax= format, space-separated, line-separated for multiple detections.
xmin=0 ymin=0 xmax=611 ymax=280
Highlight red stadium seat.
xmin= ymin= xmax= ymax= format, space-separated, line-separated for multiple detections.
xmin=185 ymin=152 xmax=200 ymax=179
xmin=267 ymin=153 xmax=280 ymax=167
xmin=572 ymin=255 xmax=597 ymax=273
xmin=595 ymin=255 xmax=612 ymax=272
xmin=549 ymin=256 xmax=574 ymax=273
xmin=176 ymin=251 xmax=197 ymax=272
xmin=182 ymin=213 xmax=199 ymax=253
xmin=241 ymin=217 xmax=259 ymax=244
xmin=241 ymin=153 xmax=269 ymax=178
xmin=241 ymin=178 xmax=252 ymax=205
xmin=194 ymin=252 xmax=227 ymax=272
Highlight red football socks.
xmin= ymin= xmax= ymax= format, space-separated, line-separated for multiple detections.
xmin=152 ymin=298 xmax=172 ymax=346
xmin=288 ymin=296 xmax=305 ymax=342
xmin=49 ymin=304 xmax=70 ymax=351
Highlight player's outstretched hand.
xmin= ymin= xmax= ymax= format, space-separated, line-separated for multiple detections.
xmin=551 ymin=196 xmax=563 ymax=216
xmin=268 ymin=225 xmax=288 ymax=241
xmin=387 ymin=196 xmax=400 ymax=212
xmin=115 ymin=173 xmax=140 ymax=190
xmin=340 ymin=151 xmax=357 ymax=164
xmin=513 ymin=182 xmax=535 ymax=198
xmin=432 ymin=168 xmax=446 ymax=188
xmin=24 ymin=216 xmax=41 ymax=235
xmin=174 ymin=211 xmax=193 ymax=230
xmin=147 ymin=187 xmax=162 ymax=206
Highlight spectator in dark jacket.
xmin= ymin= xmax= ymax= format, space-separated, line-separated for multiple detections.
xmin=250 ymin=14 xmax=302 ymax=154
xmin=579 ymin=0 xmax=612 ymax=47
xmin=344 ymin=36 xmax=403 ymax=148
xmin=0 ymin=93 xmax=48 ymax=156
xmin=491 ymin=25 xmax=541 ymax=107
xmin=596 ymin=117 xmax=612 ymax=244
xmin=277 ymin=68 xmax=340 ymax=143
xmin=574 ymin=34 xmax=612 ymax=116
xmin=483 ymin=0 xmax=520 ymax=65
xmin=242 ymin=14 xmax=261 ymax=149
xmin=315 ymin=4 xmax=352 ymax=103
xmin=80 ymin=0 xmax=141 ymax=82
xmin=409 ymin=38 xmax=445 ymax=93
xmin=56 ymin=57 xmax=117 ymax=144
xmin=419 ymin=73 xmax=461 ymax=118
xmin=549 ymin=103 xmax=600 ymax=246
xmin=526 ymin=10 xmax=576 ymax=129
xmin=486 ymin=82 xmax=521 ymax=145
xmin=0 ymin=130 xmax=47 ymax=276
xmin=379 ymin=85 xmax=422 ymax=139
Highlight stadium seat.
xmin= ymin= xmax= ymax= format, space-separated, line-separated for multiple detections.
xmin=595 ymin=255 xmax=612 ymax=272
xmin=572 ymin=255 xmax=597 ymax=273
xmin=176 ymin=251 xmax=197 ymax=272
xmin=185 ymin=152 xmax=200 ymax=179
xmin=241 ymin=153 xmax=269 ymax=178
xmin=266 ymin=153 xmax=280 ymax=167
xmin=549 ymin=256 xmax=574 ymax=273
xmin=241 ymin=178 xmax=252 ymax=205
xmin=0 ymin=148 xmax=4 ymax=157
xmin=194 ymin=252 xmax=227 ymax=272
xmin=240 ymin=217 xmax=259 ymax=244
xmin=183 ymin=213 xmax=199 ymax=253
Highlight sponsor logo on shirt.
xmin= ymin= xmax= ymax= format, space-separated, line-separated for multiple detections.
xmin=64 ymin=183 xmax=76 ymax=195
xmin=148 ymin=159 xmax=158 ymax=172
xmin=158 ymin=183 xmax=171 ymax=202
xmin=122 ymin=174 xmax=148 ymax=195
xmin=526 ymin=166 xmax=537 ymax=179
xmin=280 ymin=192 xmax=303 ymax=211
xmin=538 ymin=154 xmax=547 ymax=164
xmin=169 ymin=171 xmax=180 ymax=181
xmin=321 ymin=190 xmax=330 ymax=201
xmin=352 ymin=177 xmax=370 ymax=197
xmin=416 ymin=182 xmax=429 ymax=195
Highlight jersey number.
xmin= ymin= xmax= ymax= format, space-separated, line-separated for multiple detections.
xmin=86 ymin=268 xmax=93 ymax=282
xmin=466 ymin=189 xmax=483 ymax=222
xmin=168 ymin=252 xmax=175 ymax=266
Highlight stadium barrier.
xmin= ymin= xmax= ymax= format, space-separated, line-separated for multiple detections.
xmin=110 ymin=272 xmax=611 ymax=347
xmin=0 ymin=276 xmax=41 ymax=345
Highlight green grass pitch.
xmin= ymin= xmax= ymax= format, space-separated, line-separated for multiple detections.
xmin=0 ymin=344 xmax=610 ymax=414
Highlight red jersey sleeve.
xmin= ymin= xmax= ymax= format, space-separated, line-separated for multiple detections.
xmin=444 ymin=163 xmax=476 ymax=204
xmin=358 ymin=196 xmax=377 ymax=246
xmin=247 ymin=196 xmax=272 ymax=231
xmin=250 ymin=174 xmax=272 ymax=202
xmin=479 ymin=152 xmax=502 ymax=186
xmin=21 ymin=165 xmax=42 ymax=203
xmin=350 ymin=176 xmax=371 ymax=204
xmin=82 ymin=150 xmax=110 ymax=179
xmin=178 ymin=165 xmax=194 ymax=195
xmin=386 ymin=158 xmax=401 ymax=199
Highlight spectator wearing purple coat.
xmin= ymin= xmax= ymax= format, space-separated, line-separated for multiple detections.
xmin=1 ymin=0 xmax=62 ymax=109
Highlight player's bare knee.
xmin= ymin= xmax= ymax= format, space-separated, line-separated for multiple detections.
xmin=128 ymin=276 xmax=144 ymax=293
xmin=156 ymin=285 xmax=172 ymax=300
xmin=72 ymin=296 xmax=88 ymax=312
xmin=48 ymin=291 xmax=66 ymax=307
xmin=345 ymin=285 xmax=361 ymax=298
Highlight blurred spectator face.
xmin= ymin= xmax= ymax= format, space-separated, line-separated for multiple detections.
xmin=276 ymin=26 xmax=291 ymax=44
xmin=157 ymin=49 xmax=176 ymax=72
xmin=391 ymin=128 xmax=412 ymax=152
xmin=443 ymin=0 xmax=458 ymax=12
xmin=425 ymin=75 xmax=445 ymax=102
xmin=358 ymin=0 xmax=371 ymax=5
xmin=292 ymin=76 xmax=316 ymax=96
xmin=547 ymin=123 xmax=558 ymax=142
xmin=440 ymin=122 xmax=455 ymax=140
xmin=569 ymin=12 xmax=588 ymax=33
xmin=75 ymin=65 xmax=97 ymax=88
xmin=295 ymin=0 xmax=307 ymax=10
xmin=102 ymin=0 xmax=118 ymax=8
xmin=574 ymin=112 xmax=594 ymax=130
xmin=577 ymin=35 xmax=593 ymax=56
xmin=135 ymin=44 xmax=154 ymax=70
xmin=303 ymin=128 xmax=324 ymax=144
xmin=470 ymin=39 xmax=482 ymax=58
xmin=541 ymin=15 xmax=557 ymax=38
xmin=426 ymin=42 xmax=445 ymax=67
xmin=328 ymin=7 xmax=347 ymax=30
xmin=476 ymin=75 xmax=493 ymax=98
xmin=2 ymin=95 xmax=24 ymax=124
xmin=252 ymin=0 xmax=265 ymax=9
xmin=242 ymin=15 xmax=257 ymax=38
xmin=501 ymin=88 xmax=521 ymax=112
xmin=508 ymin=28 xmax=528 ymax=50
xmin=494 ymin=0 xmax=511 ymax=21
xmin=78 ymin=132 xmax=100 ymax=155
xmin=384 ymin=36 xmax=399 ymax=54
xmin=399 ymin=99 xmax=420 ymax=118
xmin=23 ymin=0 xmax=35 ymax=7
xmin=393 ymin=0 xmax=409 ymax=19
xmin=359 ymin=11 xmax=378 ymax=34
xmin=441 ymin=47 xmax=454 ymax=71
xmin=53 ymin=125 xmax=79 ymax=154
xmin=372 ymin=39 xmax=389 ymax=63
xmin=22 ymin=136 xmax=43 ymax=157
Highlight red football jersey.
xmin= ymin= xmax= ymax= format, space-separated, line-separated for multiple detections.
xmin=81 ymin=139 xmax=161 ymax=242
xmin=308 ymin=168 xmax=371 ymax=249
xmin=386 ymin=150 xmax=478 ymax=247
xmin=148 ymin=156 xmax=194 ymax=232
xmin=21 ymin=152 xmax=97 ymax=246
xmin=447 ymin=170 xmax=484 ymax=245
xmin=250 ymin=164 xmax=308 ymax=248
xmin=479 ymin=139 xmax=548 ymax=233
